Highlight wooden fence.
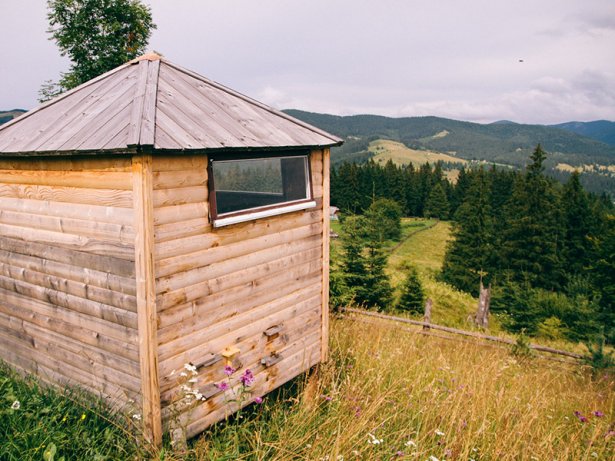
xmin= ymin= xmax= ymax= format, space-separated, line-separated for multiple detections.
xmin=342 ymin=307 xmax=584 ymax=360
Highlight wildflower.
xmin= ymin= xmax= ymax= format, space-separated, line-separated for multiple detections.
xmin=351 ymin=450 xmax=359 ymax=456
xmin=593 ymin=410 xmax=605 ymax=417
xmin=367 ymin=433 xmax=383 ymax=445
xmin=337 ymin=456 xmax=344 ymax=461
xmin=11 ymin=400 xmax=20 ymax=410
xmin=81 ymin=413 xmax=86 ymax=421
xmin=224 ymin=365 xmax=235 ymax=376
xmin=434 ymin=429 xmax=445 ymax=436
xmin=574 ymin=411 xmax=588 ymax=423
xmin=132 ymin=414 xmax=142 ymax=421
xmin=322 ymin=395 xmax=333 ymax=401
xmin=395 ymin=451 xmax=404 ymax=457
xmin=254 ymin=396 xmax=263 ymax=404
xmin=606 ymin=430 xmax=615 ymax=438
xmin=428 ymin=456 xmax=440 ymax=461
xmin=240 ymin=369 xmax=254 ymax=387
xmin=444 ymin=448 xmax=452 ymax=457
xmin=184 ymin=363 xmax=197 ymax=374
xmin=216 ymin=381 xmax=229 ymax=391
xmin=179 ymin=372 xmax=188 ymax=377
xmin=404 ymin=440 xmax=416 ymax=447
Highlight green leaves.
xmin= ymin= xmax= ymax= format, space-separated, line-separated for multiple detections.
xmin=42 ymin=0 xmax=156 ymax=100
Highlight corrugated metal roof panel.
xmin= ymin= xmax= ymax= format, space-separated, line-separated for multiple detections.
xmin=0 ymin=54 xmax=342 ymax=156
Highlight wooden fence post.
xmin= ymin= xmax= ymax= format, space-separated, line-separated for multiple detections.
xmin=423 ymin=298 xmax=432 ymax=330
xmin=474 ymin=282 xmax=491 ymax=329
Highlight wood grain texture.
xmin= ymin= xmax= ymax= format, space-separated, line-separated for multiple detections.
xmin=132 ymin=154 xmax=163 ymax=445
xmin=320 ymin=148 xmax=330 ymax=362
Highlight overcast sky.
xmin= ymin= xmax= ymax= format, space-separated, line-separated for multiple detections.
xmin=2 ymin=0 xmax=614 ymax=124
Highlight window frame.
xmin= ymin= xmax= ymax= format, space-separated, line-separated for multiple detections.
xmin=207 ymin=150 xmax=316 ymax=228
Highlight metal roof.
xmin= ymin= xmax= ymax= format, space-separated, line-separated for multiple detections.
xmin=0 ymin=54 xmax=342 ymax=156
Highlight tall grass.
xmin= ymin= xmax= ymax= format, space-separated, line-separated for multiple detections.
xmin=187 ymin=319 xmax=613 ymax=460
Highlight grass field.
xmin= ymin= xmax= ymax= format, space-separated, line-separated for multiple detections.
xmin=1 ymin=220 xmax=613 ymax=460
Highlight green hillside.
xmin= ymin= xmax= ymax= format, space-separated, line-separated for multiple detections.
xmin=285 ymin=109 xmax=615 ymax=196
xmin=0 ymin=109 xmax=26 ymax=125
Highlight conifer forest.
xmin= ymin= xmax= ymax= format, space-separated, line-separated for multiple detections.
xmin=330 ymin=145 xmax=615 ymax=344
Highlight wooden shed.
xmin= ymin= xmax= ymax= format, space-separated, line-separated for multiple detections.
xmin=0 ymin=53 xmax=342 ymax=444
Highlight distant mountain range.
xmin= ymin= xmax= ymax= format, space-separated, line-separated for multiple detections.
xmin=284 ymin=110 xmax=615 ymax=168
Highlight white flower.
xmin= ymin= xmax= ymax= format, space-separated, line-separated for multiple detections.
xmin=336 ymin=456 xmax=344 ymax=461
xmin=11 ymin=400 xmax=20 ymax=410
xmin=184 ymin=363 xmax=197 ymax=374
xmin=434 ymin=429 xmax=445 ymax=436
xmin=132 ymin=414 xmax=142 ymax=420
xmin=180 ymin=372 xmax=188 ymax=377
xmin=428 ymin=456 xmax=440 ymax=461
xmin=367 ymin=433 xmax=383 ymax=445
xmin=405 ymin=440 xmax=416 ymax=447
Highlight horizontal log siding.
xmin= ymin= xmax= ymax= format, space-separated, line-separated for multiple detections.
xmin=154 ymin=150 xmax=325 ymax=434
xmin=0 ymin=157 xmax=140 ymax=405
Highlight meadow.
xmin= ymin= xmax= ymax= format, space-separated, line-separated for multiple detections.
xmin=1 ymin=222 xmax=613 ymax=460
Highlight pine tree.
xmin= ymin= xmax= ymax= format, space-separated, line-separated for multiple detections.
xmin=397 ymin=265 xmax=425 ymax=314
xmin=424 ymin=182 xmax=450 ymax=219
xmin=499 ymin=145 xmax=563 ymax=290
xmin=441 ymin=168 xmax=494 ymax=295
xmin=561 ymin=171 xmax=593 ymax=276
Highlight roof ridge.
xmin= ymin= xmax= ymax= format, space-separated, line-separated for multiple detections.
xmin=161 ymin=60 xmax=343 ymax=145
xmin=127 ymin=59 xmax=160 ymax=146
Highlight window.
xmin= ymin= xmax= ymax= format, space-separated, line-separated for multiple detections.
xmin=208 ymin=152 xmax=315 ymax=227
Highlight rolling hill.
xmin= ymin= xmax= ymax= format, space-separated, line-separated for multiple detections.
xmin=285 ymin=110 xmax=615 ymax=196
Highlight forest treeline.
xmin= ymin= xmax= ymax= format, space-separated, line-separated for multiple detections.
xmin=331 ymin=145 xmax=615 ymax=343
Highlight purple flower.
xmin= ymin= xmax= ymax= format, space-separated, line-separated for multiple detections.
xmin=254 ymin=396 xmax=263 ymax=404
xmin=395 ymin=451 xmax=404 ymax=457
xmin=224 ymin=365 xmax=235 ymax=376
xmin=574 ymin=411 xmax=588 ymax=423
xmin=322 ymin=395 xmax=332 ymax=401
xmin=216 ymin=381 xmax=229 ymax=391
xmin=240 ymin=369 xmax=254 ymax=387
xmin=593 ymin=410 xmax=605 ymax=417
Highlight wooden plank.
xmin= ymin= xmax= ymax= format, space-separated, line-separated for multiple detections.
xmin=158 ymin=261 xmax=321 ymax=329
xmin=156 ymin=234 xmax=321 ymax=295
xmin=0 ymin=169 xmax=132 ymax=190
xmin=0 ymin=249 xmax=135 ymax=296
xmin=178 ymin=338 xmax=321 ymax=437
xmin=0 ymin=275 xmax=137 ymax=328
xmin=128 ymin=60 xmax=149 ymax=146
xmin=0 ymin=332 xmax=140 ymax=403
xmin=139 ymin=59 xmax=159 ymax=146
xmin=152 ymin=155 xmax=207 ymax=172
xmin=158 ymin=283 xmax=321 ymax=360
xmin=0 ymin=311 xmax=140 ymax=378
xmin=157 ymin=246 xmax=322 ymax=312
xmin=154 ymin=202 xmax=208 ymax=226
xmin=0 ymin=260 xmax=136 ymax=312
xmin=0 ymin=288 xmax=138 ymax=360
xmin=159 ymin=294 xmax=321 ymax=378
xmin=0 ymin=183 xmax=133 ymax=208
xmin=0 ymin=235 xmax=135 ymax=278
xmin=320 ymin=148 xmax=330 ymax=362
xmin=0 ymin=196 xmax=133 ymax=225
xmin=0 ymin=208 xmax=134 ymax=244
xmin=0 ymin=320 xmax=140 ymax=392
xmin=132 ymin=154 xmax=163 ymax=446
xmin=0 ymin=222 xmax=134 ymax=261
xmin=154 ymin=217 xmax=209 ymax=243
xmin=0 ymin=157 xmax=131 ymax=172
xmin=159 ymin=306 xmax=321 ymax=401
xmin=158 ymin=267 xmax=321 ymax=339
xmin=152 ymin=186 xmax=208 ymax=208
xmin=156 ymin=221 xmax=321 ymax=275
xmin=152 ymin=169 xmax=207 ymax=190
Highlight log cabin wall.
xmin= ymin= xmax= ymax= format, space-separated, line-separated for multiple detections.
xmin=0 ymin=156 xmax=140 ymax=406
xmin=154 ymin=149 xmax=327 ymax=437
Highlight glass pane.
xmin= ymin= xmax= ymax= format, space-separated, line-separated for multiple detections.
xmin=213 ymin=156 xmax=309 ymax=215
